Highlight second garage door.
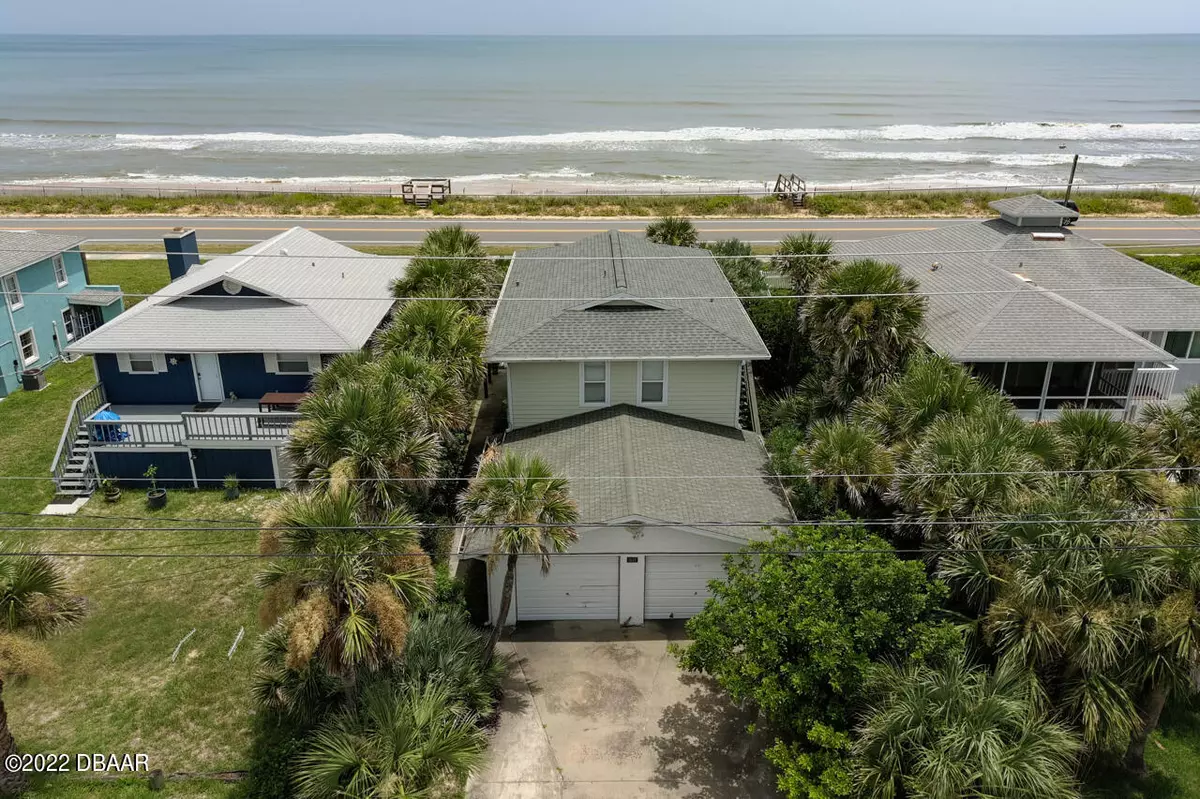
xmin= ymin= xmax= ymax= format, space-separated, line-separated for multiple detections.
xmin=644 ymin=555 xmax=726 ymax=620
xmin=516 ymin=555 xmax=618 ymax=621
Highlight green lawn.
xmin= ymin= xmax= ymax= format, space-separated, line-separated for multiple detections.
xmin=0 ymin=359 xmax=274 ymax=794
xmin=0 ymin=357 xmax=98 ymax=514
xmin=87 ymin=260 xmax=172 ymax=307
xmin=25 ymin=778 xmax=237 ymax=799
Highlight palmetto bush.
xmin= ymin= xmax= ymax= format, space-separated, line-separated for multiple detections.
xmin=855 ymin=658 xmax=1082 ymax=799
xmin=644 ymin=215 xmax=699 ymax=247
xmin=392 ymin=224 xmax=502 ymax=311
xmin=294 ymin=680 xmax=487 ymax=799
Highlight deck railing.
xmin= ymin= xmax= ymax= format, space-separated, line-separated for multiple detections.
xmin=51 ymin=382 xmax=107 ymax=491
xmin=182 ymin=412 xmax=301 ymax=441
xmin=86 ymin=411 xmax=301 ymax=448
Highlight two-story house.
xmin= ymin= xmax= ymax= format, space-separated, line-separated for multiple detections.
xmin=462 ymin=230 xmax=793 ymax=626
xmin=837 ymin=195 xmax=1200 ymax=421
xmin=54 ymin=227 xmax=408 ymax=495
xmin=1 ymin=230 xmax=123 ymax=398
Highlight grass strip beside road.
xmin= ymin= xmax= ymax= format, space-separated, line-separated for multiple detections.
xmin=2 ymin=189 xmax=1197 ymax=218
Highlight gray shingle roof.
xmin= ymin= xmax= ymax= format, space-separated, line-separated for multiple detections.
xmin=0 ymin=230 xmax=85 ymax=277
xmin=69 ymin=228 xmax=408 ymax=354
xmin=68 ymin=288 xmax=123 ymax=307
xmin=990 ymin=194 xmax=1080 ymax=220
xmin=484 ymin=231 xmax=769 ymax=361
xmin=501 ymin=405 xmax=794 ymax=537
xmin=837 ymin=218 xmax=1181 ymax=362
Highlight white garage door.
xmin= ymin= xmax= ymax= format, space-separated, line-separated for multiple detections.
xmin=644 ymin=555 xmax=726 ymax=620
xmin=516 ymin=555 xmax=618 ymax=621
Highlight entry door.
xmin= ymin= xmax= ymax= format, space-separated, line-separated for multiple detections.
xmin=619 ymin=555 xmax=646 ymax=626
xmin=192 ymin=353 xmax=224 ymax=402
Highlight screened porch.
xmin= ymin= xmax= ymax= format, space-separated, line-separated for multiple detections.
xmin=962 ymin=360 xmax=1178 ymax=422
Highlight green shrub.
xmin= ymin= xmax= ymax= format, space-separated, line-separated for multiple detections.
xmin=1164 ymin=193 xmax=1199 ymax=215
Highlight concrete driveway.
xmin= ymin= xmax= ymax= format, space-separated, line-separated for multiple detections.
xmin=468 ymin=621 xmax=778 ymax=799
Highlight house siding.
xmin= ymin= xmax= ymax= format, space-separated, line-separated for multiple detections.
xmin=507 ymin=359 xmax=742 ymax=429
xmin=192 ymin=447 xmax=276 ymax=487
xmin=94 ymin=450 xmax=192 ymax=488
xmin=1 ymin=250 xmax=87 ymax=396
xmin=95 ymin=352 xmax=199 ymax=405
xmin=218 ymin=354 xmax=313 ymax=400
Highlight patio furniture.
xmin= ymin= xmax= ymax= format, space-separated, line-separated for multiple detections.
xmin=258 ymin=392 xmax=308 ymax=413
xmin=92 ymin=409 xmax=129 ymax=443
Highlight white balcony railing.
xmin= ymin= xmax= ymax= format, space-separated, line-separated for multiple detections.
xmin=86 ymin=412 xmax=300 ymax=448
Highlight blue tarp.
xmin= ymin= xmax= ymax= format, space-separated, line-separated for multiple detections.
xmin=91 ymin=409 xmax=128 ymax=442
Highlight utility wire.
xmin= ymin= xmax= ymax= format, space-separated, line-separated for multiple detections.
xmin=1 ymin=464 xmax=1195 ymax=483
xmin=3 ymin=514 xmax=1200 ymax=535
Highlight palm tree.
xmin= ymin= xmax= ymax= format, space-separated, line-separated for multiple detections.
xmin=803 ymin=259 xmax=926 ymax=402
xmin=294 ymin=680 xmax=487 ymax=799
xmin=286 ymin=383 xmax=442 ymax=510
xmin=458 ymin=447 xmax=579 ymax=658
xmin=852 ymin=354 xmax=1006 ymax=448
xmin=1141 ymin=386 xmax=1200 ymax=485
xmin=1124 ymin=495 xmax=1200 ymax=772
xmin=773 ymin=232 xmax=836 ymax=296
xmin=0 ymin=552 xmax=85 ymax=795
xmin=393 ymin=224 xmax=499 ymax=309
xmin=645 ymin=216 xmax=698 ymax=247
xmin=854 ymin=658 xmax=1082 ymax=799
xmin=705 ymin=238 xmax=768 ymax=296
xmin=1054 ymin=409 xmax=1168 ymax=506
xmin=800 ymin=419 xmax=893 ymax=512
xmin=368 ymin=351 xmax=472 ymax=438
xmin=256 ymin=490 xmax=435 ymax=700
xmin=374 ymin=300 xmax=488 ymax=394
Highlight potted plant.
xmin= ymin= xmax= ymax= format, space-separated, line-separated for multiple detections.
xmin=223 ymin=474 xmax=240 ymax=501
xmin=99 ymin=475 xmax=121 ymax=503
xmin=144 ymin=464 xmax=167 ymax=509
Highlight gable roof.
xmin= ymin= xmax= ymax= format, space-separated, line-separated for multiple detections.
xmin=484 ymin=230 xmax=769 ymax=362
xmin=500 ymin=405 xmax=793 ymax=537
xmin=837 ymin=215 xmax=1184 ymax=362
xmin=989 ymin=194 xmax=1080 ymax=220
xmin=0 ymin=230 xmax=85 ymax=277
xmin=69 ymin=228 xmax=408 ymax=354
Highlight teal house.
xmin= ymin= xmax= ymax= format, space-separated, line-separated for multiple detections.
xmin=0 ymin=230 xmax=123 ymax=398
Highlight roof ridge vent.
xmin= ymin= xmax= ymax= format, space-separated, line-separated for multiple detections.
xmin=609 ymin=230 xmax=628 ymax=291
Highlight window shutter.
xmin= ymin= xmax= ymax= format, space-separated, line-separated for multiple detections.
xmin=152 ymin=353 xmax=167 ymax=373
xmin=308 ymin=354 xmax=322 ymax=373
xmin=264 ymin=353 xmax=278 ymax=374
xmin=116 ymin=353 xmax=132 ymax=373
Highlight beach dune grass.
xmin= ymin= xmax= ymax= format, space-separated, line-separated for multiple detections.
xmin=1 ymin=188 xmax=1196 ymax=218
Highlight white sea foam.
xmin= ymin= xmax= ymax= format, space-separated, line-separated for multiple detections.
xmin=813 ymin=150 xmax=1193 ymax=167
xmin=3 ymin=122 xmax=1200 ymax=155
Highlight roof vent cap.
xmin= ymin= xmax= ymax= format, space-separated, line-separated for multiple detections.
xmin=1031 ymin=232 xmax=1066 ymax=242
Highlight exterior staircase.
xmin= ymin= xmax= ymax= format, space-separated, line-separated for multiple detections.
xmin=51 ymin=382 xmax=107 ymax=499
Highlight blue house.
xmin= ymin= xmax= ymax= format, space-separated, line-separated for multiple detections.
xmin=0 ymin=230 xmax=123 ymax=398
xmin=55 ymin=227 xmax=409 ymax=495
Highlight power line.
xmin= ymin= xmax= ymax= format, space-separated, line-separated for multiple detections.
xmin=2 ymin=464 xmax=1196 ymax=483
xmin=2 ymin=514 xmax=1198 ymax=535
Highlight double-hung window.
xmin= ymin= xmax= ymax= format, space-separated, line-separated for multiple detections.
xmin=265 ymin=353 xmax=316 ymax=375
xmin=61 ymin=308 xmax=75 ymax=341
xmin=638 ymin=360 xmax=667 ymax=405
xmin=2 ymin=274 xmax=21 ymax=310
xmin=18 ymin=329 xmax=37 ymax=365
xmin=581 ymin=361 xmax=608 ymax=405
xmin=53 ymin=255 xmax=68 ymax=287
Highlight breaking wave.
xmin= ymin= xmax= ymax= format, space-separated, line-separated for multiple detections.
xmin=3 ymin=122 xmax=1200 ymax=155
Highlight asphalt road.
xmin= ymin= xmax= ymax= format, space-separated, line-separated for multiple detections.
xmin=2 ymin=215 xmax=1199 ymax=247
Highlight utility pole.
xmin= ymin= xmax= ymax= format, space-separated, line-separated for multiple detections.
xmin=1064 ymin=153 xmax=1080 ymax=202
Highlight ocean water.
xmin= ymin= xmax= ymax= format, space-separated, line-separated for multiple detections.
xmin=1 ymin=35 xmax=1199 ymax=192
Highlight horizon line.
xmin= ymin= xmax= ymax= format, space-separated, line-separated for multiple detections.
xmin=4 ymin=31 xmax=1200 ymax=38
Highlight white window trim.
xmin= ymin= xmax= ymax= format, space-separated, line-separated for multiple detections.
xmin=637 ymin=360 xmax=668 ymax=406
xmin=53 ymin=255 xmax=68 ymax=287
xmin=264 ymin=352 xmax=321 ymax=375
xmin=61 ymin=308 xmax=75 ymax=341
xmin=116 ymin=352 xmax=168 ymax=374
xmin=3 ymin=274 xmax=22 ymax=310
xmin=579 ymin=360 xmax=610 ymax=407
xmin=17 ymin=328 xmax=37 ymax=365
